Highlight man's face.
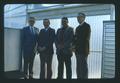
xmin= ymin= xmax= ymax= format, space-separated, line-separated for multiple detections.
xmin=77 ymin=16 xmax=85 ymax=24
xmin=61 ymin=19 xmax=68 ymax=27
xmin=28 ymin=19 xmax=35 ymax=26
xmin=43 ymin=20 xmax=50 ymax=28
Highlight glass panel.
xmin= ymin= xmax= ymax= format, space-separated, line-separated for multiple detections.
xmin=4 ymin=16 xmax=26 ymax=29
xmin=4 ymin=4 xmax=24 ymax=12
xmin=4 ymin=4 xmax=27 ymax=29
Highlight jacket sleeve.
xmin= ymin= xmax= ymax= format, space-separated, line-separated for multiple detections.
xmin=55 ymin=29 xmax=60 ymax=49
xmin=46 ymin=29 xmax=56 ymax=48
xmin=21 ymin=28 xmax=25 ymax=50
xmin=35 ymin=28 xmax=39 ymax=52
xmin=37 ymin=29 xmax=43 ymax=47
xmin=36 ymin=28 xmax=39 ymax=42
xmin=84 ymin=24 xmax=91 ymax=41
xmin=72 ymin=27 xmax=79 ymax=48
xmin=64 ymin=28 xmax=74 ymax=48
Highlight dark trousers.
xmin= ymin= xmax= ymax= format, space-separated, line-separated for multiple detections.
xmin=39 ymin=53 xmax=53 ymax=79
xmin=23 ymin=52 xmax=35 ymax=76
xmin=76 ymin=54 xmax=88 ymax=79
xmin=57 ymin=54 xmax=72 ymax=79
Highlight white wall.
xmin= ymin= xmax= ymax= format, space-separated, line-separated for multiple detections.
xmin=4 ymin=28 xmax=22 ymax=71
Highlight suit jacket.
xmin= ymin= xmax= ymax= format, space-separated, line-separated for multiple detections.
xmin=37 ymin=27 xmax=55 ymax=55
xmin=56 ymin=26 xmax=74 ymax=56
xmin=74 ymin=22 xmax=91 ymax=56
xmin=22 ymin=26 xmax=39 ymax=56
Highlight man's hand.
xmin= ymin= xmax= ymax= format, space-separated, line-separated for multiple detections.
xmin=72 ymin=48 xmax=76 ymax=52
xmin=36 ymin=51 xmax=39 ymax=55
xmin=71 ymin=46 xmax=75 ymax=52
xmin=38 ymin=46 xmax=46 ymax=52
xmin=58 ymin=44 xmax=64 ymax=49
xmin=42 ymin=47 xmax=46 ymax=51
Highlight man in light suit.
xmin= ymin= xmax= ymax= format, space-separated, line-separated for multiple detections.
xmin=37 ymin=19 xmax=55 ymax=79
xmin=22 ymin=17 xmax=39 ymax=79
xmin=73 ymin=13 xmax=91 ymax=79
xmin=56 ymin=17 xmax=74 ymax=79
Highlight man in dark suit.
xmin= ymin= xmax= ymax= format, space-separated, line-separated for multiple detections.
xmin=37 ymin=19 xmax=55 ymax=79
xmin=73 ymin=13 xmax=91 ymax=79
xmin=56 ymin=17 xmax=74 ymax=79
xmin=22 ymin=17 xmax=39 ymax=79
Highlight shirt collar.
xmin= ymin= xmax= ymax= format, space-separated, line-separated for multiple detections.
xmin=45 ymin=27 xmax=49 ymax=31
xmin=29 ymin=26 xmax=34 ymax=29
xmin=62 ymin=25 xmax=69 ymax=29
xmin=79 ymin=21 xmax=85 ymax=26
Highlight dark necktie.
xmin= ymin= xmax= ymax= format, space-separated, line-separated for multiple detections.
xmin=30 ymin=27 xmax=34 ymax=34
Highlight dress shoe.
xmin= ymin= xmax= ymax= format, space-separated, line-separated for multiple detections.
xmin=29 ymin=74 xmax=34 ymax=79
xmin=24 ymin=75 xmax=29 ymax=79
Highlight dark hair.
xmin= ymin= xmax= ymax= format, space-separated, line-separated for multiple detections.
xmin=43 ymin=18 xmax=49 ymax=20
xmin=78 ymin=12 xmax=86 ymax=18
xmin=28 ymin=17 xmax=35 ymax=20
xmin=43 ymin=18 xmax=50 ymax=23
xmin=62 ymin=17 xmax=68 ymax=21
xmin=44 ymin=18 xmax=50 ymax=21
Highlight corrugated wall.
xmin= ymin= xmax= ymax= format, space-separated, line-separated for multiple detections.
xmin=101 ymin=21 xmax=115 ymax=78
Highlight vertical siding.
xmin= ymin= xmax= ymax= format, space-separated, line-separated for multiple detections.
xmin=101 ymin=21 xmax=115 ymax=78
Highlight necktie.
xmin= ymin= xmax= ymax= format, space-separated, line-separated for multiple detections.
xmin=30 ymin=27 xmax=34 ymax=34
xmin=45 ymin=28 xmax=48 ymax=32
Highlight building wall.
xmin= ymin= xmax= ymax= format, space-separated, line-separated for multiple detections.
xmin=4 ymin=4 xmax=115 ymax=79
